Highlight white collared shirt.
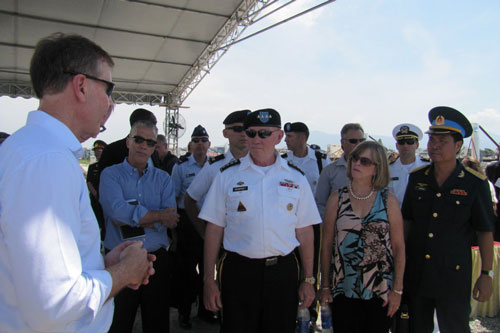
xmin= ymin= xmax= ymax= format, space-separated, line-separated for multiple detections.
xmin=284 ymin=146 xmax=331 ymax=194
xmin=187 ymin=150 xmax=240 ymax=202
xmin=0 ymin=111 xmax=113 ymax=332
xmin=389 ymin=156 xmax=429 ymax=206
xmin=199 ymin=154 xmax=321 ymax=259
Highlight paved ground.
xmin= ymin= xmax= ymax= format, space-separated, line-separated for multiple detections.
xmin=132 ymin=306 xmax=220 ymax=333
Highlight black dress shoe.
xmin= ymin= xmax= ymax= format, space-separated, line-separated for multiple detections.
xmin=198 ymin=311 xmax=218 ymax=324
xmin=179 ymin=314 xmax=192 ymax=329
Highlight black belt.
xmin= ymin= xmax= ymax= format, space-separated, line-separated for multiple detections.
xmin=226 ymin=251 xmax=294 ymax=267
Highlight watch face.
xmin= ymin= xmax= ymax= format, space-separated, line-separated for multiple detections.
xmin=488 ymin=271 xmax=494 ymax=278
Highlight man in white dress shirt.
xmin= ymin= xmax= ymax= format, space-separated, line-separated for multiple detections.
xmin=388 ymin=123 xmax=429 ymax=206
xmin=0 ymin=33 xmax=153 ymax=332
xmin=201 ymin=108 xmax=321 ymax=333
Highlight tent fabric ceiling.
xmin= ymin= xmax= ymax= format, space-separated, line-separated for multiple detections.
xmin=0 ymin=0 xmax=260 ymax=106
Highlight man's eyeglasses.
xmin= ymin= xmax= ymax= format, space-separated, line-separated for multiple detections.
xmin=245 ymin=129 xmax=280 ymax=139
xmin=132 ymin=135 xmax=157 ymax=147
xmin=397 ymin=138 xmax=417 ymax=145
xmin=350 ymin=153 xmax=377 ymax=167
xmin=225 ymin=126 xmax=245 ymax=133
xmin=64 ymin=71 xmax=115 ymax=97
xmin=343 ymin=138 xmax=366 ymax=144
xmin=192 ymin=137 xmax=209 ymax=143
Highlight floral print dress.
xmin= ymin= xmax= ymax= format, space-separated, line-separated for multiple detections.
xmin=331 ymin=187 xmax=394 ymax=302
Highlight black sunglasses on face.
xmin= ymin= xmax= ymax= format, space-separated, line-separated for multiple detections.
xmin=344 ymin=138 xmax=366 ymax=144
xmin=397 ymin=138 xmax=417 ymax=145
xmin=350 ymin=153 xmax=376 ymax=167
xmin=132 ymin=135 xmax=157 ymax=147
xmin=226 ymin=126 xmax=245 ymax=133
xmin=192 ymin=137 xmax=209 ymax=143
xmin=245 ymin=129 xmax=280 ymax=139
xmin=64 ymin=71 xmax=115 ymax=96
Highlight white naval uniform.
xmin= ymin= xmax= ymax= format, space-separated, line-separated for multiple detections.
xmin=198 ymin=153 xmax=322 ymax=259
xmin=283 ymin=146 xmax=331 ymax=194
xmin=186 ymin=150 xmax=239 ymax=202
xmin=388 ymin=156 xmax=429 ymax=206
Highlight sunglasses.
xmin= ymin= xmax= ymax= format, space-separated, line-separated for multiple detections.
xmin=350 ymin=153 xmax=377 ymax=167
xmin=397 ymin=138 xmax=417 ymax=145
xmin=245 ymin=129 xmax=280 ymax=139
xmin=226 ymin=125 xmax=245 ymax=133
xmin=343 ymin=138 xmax=366 ymax=144
xmin=192 ymin=137 xmax=209 ymax=143
xmin=132 ymin=135 xmax=157 ymax=147
xmin=64 ymin=71 xmax=115 ymax=96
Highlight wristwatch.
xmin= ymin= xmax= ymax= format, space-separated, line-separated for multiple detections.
xmin=481 ymin=270 xmax=494 ymax=278
xmin=302 ymin=276 xmax=316 ymax=285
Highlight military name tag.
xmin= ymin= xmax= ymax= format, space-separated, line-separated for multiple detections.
xmin=233 ymin=186 xmax=248 ymax=192
xmin=391 ymin=177 xmax=399 ymax=181
xmin=186 ymin=173 xmax=195 ymax=178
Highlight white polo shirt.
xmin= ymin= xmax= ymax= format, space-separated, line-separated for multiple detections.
xmin=199 ymin=153 xmax=321 ymax=259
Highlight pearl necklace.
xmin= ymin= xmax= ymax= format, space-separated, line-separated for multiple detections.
xmin=349 ymin=184 xmax=374 ymax=200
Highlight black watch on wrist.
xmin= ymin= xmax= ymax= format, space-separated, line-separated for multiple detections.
xmin=481 ymin=270 xmax=494 ymax=278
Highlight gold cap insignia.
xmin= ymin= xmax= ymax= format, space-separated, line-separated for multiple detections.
xmin=435 ymin=115 xmax=445 ymax=126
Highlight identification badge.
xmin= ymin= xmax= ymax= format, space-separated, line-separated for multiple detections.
xmin=232 ymin=186 xmax=248 ymax=192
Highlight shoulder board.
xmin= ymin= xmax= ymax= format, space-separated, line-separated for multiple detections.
xmin=281 ymin=153 xmax=288 ymax=159
xmin=389 ymin=157 xmax=399 ymax=165
xmin=220 ymin=159 xmax=240 ymax=172
xmin=287 ymin=161 xmax=305 ymax=175
xmin=209 ymin=154 xmax=225 ymax=165
xmin=410 ymin=164 xmax=430 ymax=174
xmin=465 ymin=166 xmax=487 ymax=180
xmin=178 ymin=154 xmax=190 ymax=164
xmin=420 ymin=156 xmax=430 ymax=162
xmin=315 ymin=150 xmax=327 ymax=160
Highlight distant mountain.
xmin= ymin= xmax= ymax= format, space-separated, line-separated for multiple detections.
xmin=279 ymin=129 xmax=500 ymax=152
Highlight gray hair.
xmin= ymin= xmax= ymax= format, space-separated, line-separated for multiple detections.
xmin=341 ymin=123 xmax=364 ymax=138
xmin=129 ymin=120 xmax=158 ymax=137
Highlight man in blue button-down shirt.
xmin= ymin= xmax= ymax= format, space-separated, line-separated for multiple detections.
xmin=100 ymin=120 xmax=179 ymax=333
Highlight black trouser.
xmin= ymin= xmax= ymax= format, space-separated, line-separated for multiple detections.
xmin=108 ymin=248 xmax=170 ymax=333
xmin=219 ymin=251 xmax=300 ymax=333
xmin=408 ymin=294 xmax=470 ymax=333
xmin=177 ymin=209 xmax=207 ymax=317
xmin=331 ymin=295 xmax=392 ymax=333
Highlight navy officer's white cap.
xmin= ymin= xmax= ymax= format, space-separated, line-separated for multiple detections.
xmin=392 ymin=123 xmax=423 ymax=141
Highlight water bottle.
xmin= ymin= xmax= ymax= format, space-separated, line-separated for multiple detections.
xmin=296 ymin=306 xmax=310 ymax=333
xmin=321 ymin=304 xmax=333 ymax=333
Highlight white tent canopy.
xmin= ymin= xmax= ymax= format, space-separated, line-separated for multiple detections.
xmin=0 ymin=0 xmax=266 ymax=107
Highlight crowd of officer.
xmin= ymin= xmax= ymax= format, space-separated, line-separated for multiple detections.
xmin=81 ymin=105 xmax=496 ymax=333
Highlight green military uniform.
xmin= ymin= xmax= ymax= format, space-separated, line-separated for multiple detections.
xmin=402 ymin=161 xmax=495 ymax=332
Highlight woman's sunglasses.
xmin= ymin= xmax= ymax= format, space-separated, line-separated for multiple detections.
xmin=192 ymin=137 xmax=209 ymax=143
xmin=350 ymin=153 xmax=376 ymax=167
xmin=132 ymin=135 xmax=157 ymax=147
xmin=245 ymin=129 xmax=280 ymax=139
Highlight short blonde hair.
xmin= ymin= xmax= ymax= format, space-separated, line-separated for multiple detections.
xmin=346 ymin=141 xmax=390 ymax=190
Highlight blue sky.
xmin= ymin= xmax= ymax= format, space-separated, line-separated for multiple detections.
xmin=2 ymin=0 xmax=500 ymax=151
